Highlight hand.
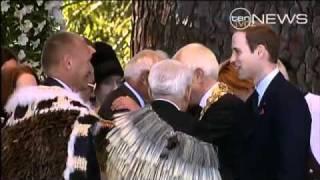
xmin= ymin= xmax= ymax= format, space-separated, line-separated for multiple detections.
xmin=111 ymin=96 xmax=141 ymax=112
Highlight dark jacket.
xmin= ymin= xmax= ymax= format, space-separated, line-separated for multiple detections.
xmin=152 ymin=100 xmax=197 ymax=136
xmin=194 ymin=93 xmax=247 ymax=180
xmin=240 ymin=73 xmax=311 ymax=180
xmin=98 ymin=83 xmax=143 ymax=120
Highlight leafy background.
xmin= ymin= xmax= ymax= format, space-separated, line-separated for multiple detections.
xmin=1 ymin=0 xmax=132 ymax=77
xmin=1 ymin=0 xmax=62 ymax=77
xmin=62 ymin=0 xmax=132 ymax=67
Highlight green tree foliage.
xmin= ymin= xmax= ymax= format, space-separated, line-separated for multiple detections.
xmin=62 ymin=0 xmax=132 ymax=67
xmin=1 ymin=0 xmax=61 ymax=76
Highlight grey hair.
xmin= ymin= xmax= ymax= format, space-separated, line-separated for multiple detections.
xmin=148 ymin=60 xmax=193 ymax=99
xmin=124 ymin=49 xmax=165 ymax=81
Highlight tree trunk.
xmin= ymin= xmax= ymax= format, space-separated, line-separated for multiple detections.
xmin=132 ymin=0 xmax=320 ymax=94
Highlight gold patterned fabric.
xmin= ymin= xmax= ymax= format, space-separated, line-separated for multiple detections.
xmin=199 ymin=82 xmax=232 ymax=120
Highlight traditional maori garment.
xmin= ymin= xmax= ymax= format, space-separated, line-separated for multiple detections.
xmin=2 ymin=86 xmax=105 ymax=180
xmin=104 ymin=105 xmax=222 ymax=180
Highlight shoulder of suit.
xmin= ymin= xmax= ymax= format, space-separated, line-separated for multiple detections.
xmin=272 ymin=79 xmax=305 ymax=101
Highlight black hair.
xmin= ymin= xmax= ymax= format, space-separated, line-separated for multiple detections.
xmin=91 ymin=42 xmax=124 ymax=86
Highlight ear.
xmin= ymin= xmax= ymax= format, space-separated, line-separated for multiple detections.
xmin=194 ymin=68 xmax=205 ymax=82
xmin=255 ymin=44 xmax=265 ymax=58
xmin=140 ymin=70 xmax=149 ymax=86
xmin=63 ymin=54 xmax=73 ymax=70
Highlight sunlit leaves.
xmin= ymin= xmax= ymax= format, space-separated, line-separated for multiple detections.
xmin=62 ymin=0 xmax=132 ymax=67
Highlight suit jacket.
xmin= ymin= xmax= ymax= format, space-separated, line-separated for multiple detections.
xmin=187 ymin=105 xmax=202 ymax=119
xmin=41 ymin=77 xmax=64 ymax=88
xmin=152 ymin=100 xmax=196 ymax=135
xmin=240 ymin=73 xmax=311 ymax=180
xmin=98 ymin=83 xmax=143 ymax=120
xmin=194 ymin=93 xmax=247 ymax=180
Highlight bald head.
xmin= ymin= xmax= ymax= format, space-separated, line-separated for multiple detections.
xmin=41 ymin=31 xmax=84 ymax=75
xmin=173 ymin=43 xmax=219 ymax=80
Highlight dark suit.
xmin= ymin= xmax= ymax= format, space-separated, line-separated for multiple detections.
xmin=98 ymin=83 xmax=143 ymax=120
xmin=241 ymin=73 xmax=311 ymax=180
xmin=42 ymin=77 xmax=64 ymax=88
xmin=152 ymin=100 xmax=196 ymax=135
xmin=194 ymin=93 xmax=247 ymax=180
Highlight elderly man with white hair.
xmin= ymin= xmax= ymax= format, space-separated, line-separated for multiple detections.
xmin=98 ymin=49 xmax=166 ymax=120
xmin=96 ymin=49 xmax=166 ymax=172
xmin=104 ymin=60 xmax=221 ymax=179
xmin=147 ymin=60 xmax=196 ymax=133
xmin=173 ymin=43 xmax=247 ymax=180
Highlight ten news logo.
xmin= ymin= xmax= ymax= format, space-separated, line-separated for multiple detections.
xmin=229 ymin=7 xmax=308 ymax=30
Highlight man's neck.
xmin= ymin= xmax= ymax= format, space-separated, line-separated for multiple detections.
xmin=124 ymin=80 xmax=146 ymax=107
xmin=126 ymin=79 xmax=144 ymax=98
xmin=254 ymin=63 xmax=277 ymax=86
xmin=196 ymin=78 xmax=217 ymax=107
xmin=200 ymin=78 xmax=216 ymax=99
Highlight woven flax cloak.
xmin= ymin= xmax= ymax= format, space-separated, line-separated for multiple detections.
xmin=2 ymin=86 xmax=100 ymax=180
xmin=104 ymin=105 xmax=222 ymax=180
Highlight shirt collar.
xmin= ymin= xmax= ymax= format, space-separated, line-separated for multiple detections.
xmin=154 ymin=98 xmax=181 ymax=111
xmin=255 ymin=68 xmax=279 ymax=105
xmin=124 ymin=82 xmax=145 ymax=107
xmin=199 ymin=83 xmax=218 ymax=108
xmin=52 ymin=77 xmax=73 ymax=92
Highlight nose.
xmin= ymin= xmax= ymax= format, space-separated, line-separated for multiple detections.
xmin=230 ymin=54 xmax=236 ymax=63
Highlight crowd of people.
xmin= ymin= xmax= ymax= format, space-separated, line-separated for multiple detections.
xmin=1 ymin=24 xmax=319 ymax=180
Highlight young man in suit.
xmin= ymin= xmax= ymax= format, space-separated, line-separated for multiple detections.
xmin=230 ymin=24 xmax=311 ymax=180
xmin=174 ymin=43 xmax=247 ymax=180
xmin=41 ymin=32 xmax=95 ymax=94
